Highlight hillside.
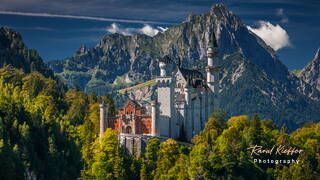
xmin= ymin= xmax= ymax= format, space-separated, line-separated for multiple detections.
xmin=0 ymin=27 xmax=53 ymax=77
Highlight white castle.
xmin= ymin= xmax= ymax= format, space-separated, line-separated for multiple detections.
xmin=152 ymin=45 xmax=219 ymax=141
xmin=99 ymin=45 xmax=220 ymax=143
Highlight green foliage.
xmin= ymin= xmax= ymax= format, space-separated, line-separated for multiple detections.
xmin=101 ymin=94 xmax=117 ymax=116
xmin=153 ymin=139 xmax=181 ymax=180
xmin=0 ymin=67 xmax=81 ymax=179
xmin=0 ymin=66 xmax=319 ymax=180
xmin=64 ymin=90 xmax=89 ymax=125
xmin=86 ymin=128 xmax=125 ymax=180
xmin=140 ymin=138 xmax=160 ymax=180
xmin=275 ymin=123 xmax=320 ymax=179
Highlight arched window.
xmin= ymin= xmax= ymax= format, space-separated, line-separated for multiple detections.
xmin=162 ymin=80 xmax=165 ymax=86
xmin=125 ymin=126 xmax=132 ymax=134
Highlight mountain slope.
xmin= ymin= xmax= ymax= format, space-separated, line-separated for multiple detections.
xmin=0 ymin=27 xmax=53 ymax=77
xmin=48 ymin=4 xmax=290 ymax=92
xmin=219 ymin=53 xmax=320 ymax=129
xmin=118 ymin=52 xmax=320 ymax=131
xmin=48 ymin=3 xmax=320 ymax=130
xmin=298 ymin=48 xmax=320 ymax=99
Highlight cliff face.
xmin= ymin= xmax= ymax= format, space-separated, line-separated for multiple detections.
xmin=298 ymin=48 xmax=320 ymax=99
xmin=48 ymin=3 xmax=320 ymax=131
xmin=0 ymin=27 xmax=53 ymax=77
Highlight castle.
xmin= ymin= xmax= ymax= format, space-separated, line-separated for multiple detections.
xmin=99 ymin=44 xmax=220 ymax=143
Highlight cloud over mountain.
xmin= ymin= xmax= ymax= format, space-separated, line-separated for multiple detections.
xmin=106 ymin=23 xmax=168 ymax=37
xmin=247 ymin=21 xmax=291 ymax=51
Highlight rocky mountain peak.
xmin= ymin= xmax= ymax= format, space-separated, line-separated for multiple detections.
xmin=47 ymin=4 xmax=320 ymax=131
xmin=185 ymin=13 xmax=197 ymax=22
xmin=211 ymin=3 xmax=229 ymax=15
xmin=75 ymin=45 xmax=89 ymax=56
xmin=307 ymin=48 xmax=320 ymax=68
xmin=313 ymin=48 xmax=320 ymax=61
xmin=210 ymin=3 xmax=239 ymax=23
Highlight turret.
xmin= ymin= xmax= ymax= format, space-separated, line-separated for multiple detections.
xmin=156 ymin=55 xmax=175 ymax=138
xmin=184 ymin=85 xmax=193 ymax=140
xmin=99 ymin=102 xmax=108 ymax=137
xmin=159 ymin=61 xmax=167 ymax=77
xmin=184 ymin=84 xmax=191 ymax=105
xmin=206 ymin=44 xmax=220 ymax=109
xmin=206 ymin=45 xmax=215 ymax=90
xmin=151 ymin=101 xmax=157 ymax=136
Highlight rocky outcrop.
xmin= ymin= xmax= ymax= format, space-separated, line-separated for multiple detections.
xmin=298 ymin=48 xmax=320 ymax=99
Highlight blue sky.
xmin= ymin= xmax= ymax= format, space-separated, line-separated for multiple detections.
xmin=0 ymin=0 xmax=319 ymax=69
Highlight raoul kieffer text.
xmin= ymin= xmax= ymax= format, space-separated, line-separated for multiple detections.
xmin=247 ymin=145 xmax=303 ymax=156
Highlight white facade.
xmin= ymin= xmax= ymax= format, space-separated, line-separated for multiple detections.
xmin=99 ymin=47 xmax=220 ymax=142
xmin=152 ymin=47 xmax=220 ymax=141
xmin=99 ymin=102 xmax=108 ymax=137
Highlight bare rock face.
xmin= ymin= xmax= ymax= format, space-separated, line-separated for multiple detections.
xmin=299 ymin=49 xmax=320 ymax=91
xmin=48 ymin=3 xmax=320 ymax=131
xmin=48 ymin=3 xmax=289 ymax=91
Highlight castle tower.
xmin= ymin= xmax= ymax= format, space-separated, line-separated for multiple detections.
xmin=151 ymin=100 xmax=157 ymax=136
xmin=184 ymin=85 xmax=193 ymax=141
xmin=206 ymin=45 xmax=220 ymax=108
xmin=99 ymin=102 xmax=108 ymax=137
xmin=156 ymin=56 xmax=175 ymax=138
xmin=159 ymin=61 xmax=167 ymax=77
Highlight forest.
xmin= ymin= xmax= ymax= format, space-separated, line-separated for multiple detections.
xmin=0 ymin=65 xmax=319 ymax=180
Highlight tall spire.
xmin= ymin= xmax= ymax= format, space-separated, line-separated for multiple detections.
xmin=206 ymin=35 xmax=220 ymax=108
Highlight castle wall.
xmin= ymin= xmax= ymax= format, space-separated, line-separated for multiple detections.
xmin=156 ymin=77 xmax=174 ymax=137
xmin=135 ymin=116 xmax=152 ymax=134
xmin=119 ymin=134 xmax=191 ymax=157
xmin=192 ymin=96 xmax=202 ymax=135
xmin=106 ymin=101 xmax=152 ymax=135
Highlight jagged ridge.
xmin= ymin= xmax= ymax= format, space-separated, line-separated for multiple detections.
xmin=48 ymin=3 xmax=320 ymax=131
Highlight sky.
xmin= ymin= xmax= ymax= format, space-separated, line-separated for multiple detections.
xmin=0 ymin=0 xmax=319 ymax=69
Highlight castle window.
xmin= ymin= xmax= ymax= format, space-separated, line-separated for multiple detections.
xmin=125 ymin=126 xmax=132 ymax=134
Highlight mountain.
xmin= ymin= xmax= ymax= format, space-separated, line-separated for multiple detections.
xmin=298 ymin=48 xmax=320 ymax=99
xmin=48 ymin=4 xmax=289 ymax=92
xmin=0 ymin=27 xmax=53 ymax=77
xmin=48 ymin=3 xmax=320 ymax=131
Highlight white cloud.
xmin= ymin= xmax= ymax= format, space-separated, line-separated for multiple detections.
xmin=106 ymin=23 xmax=168 ymax=37
xmin=247 ymin=21 xmax=291 ymax=51
xmin=141 ymin=25 xmax=160 ymax=37
xmin=157 ymin=26 xmax=169 ymax=32
xmin=106 ymin=23 xmax=132 ymax=36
